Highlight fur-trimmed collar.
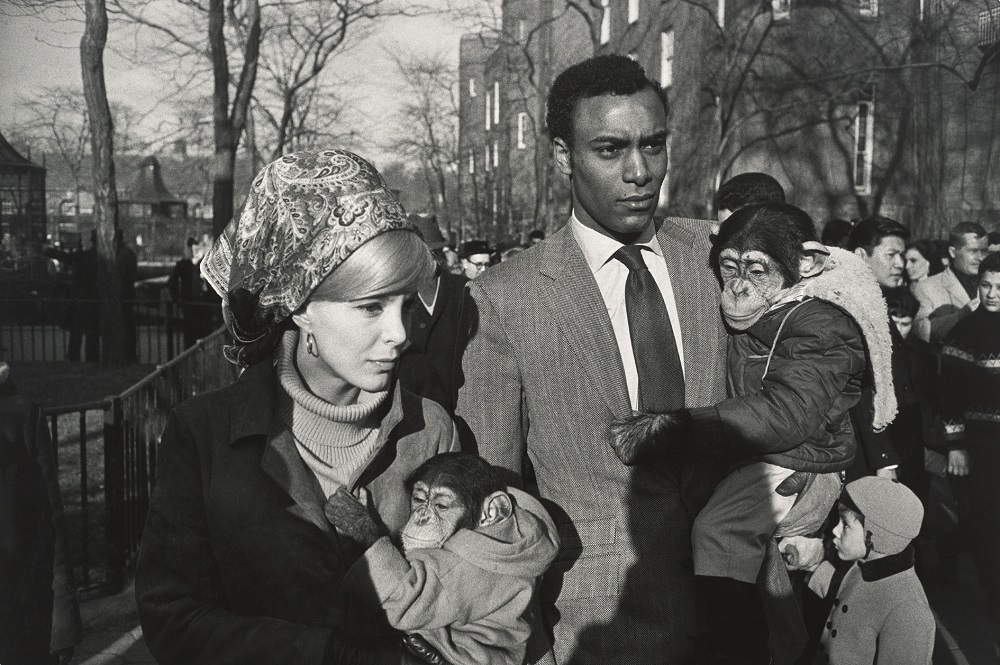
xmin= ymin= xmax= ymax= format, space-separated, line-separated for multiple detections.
xmin=859 ymin=546 xmax=915 ymax=582
xmin=781 ymin=247 xmax=898 ymax=431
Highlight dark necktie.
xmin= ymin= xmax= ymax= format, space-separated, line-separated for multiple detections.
xmin=614 ymin=245 xmax=685 ymax=412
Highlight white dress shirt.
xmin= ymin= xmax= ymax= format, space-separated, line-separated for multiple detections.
xmin=570 ymin=213 xmax=685 ymax=411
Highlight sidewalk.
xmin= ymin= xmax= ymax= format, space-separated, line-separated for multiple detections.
xmin=68 ymin=556 xmax=998 ymax=665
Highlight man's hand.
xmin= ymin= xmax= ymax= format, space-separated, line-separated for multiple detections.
xmin=778 ymin=536 xmax=825 ymax=572
xmin=773 ymin=471 xmax=842 ymax=539
xmin=324 ymin=486 xmax=386 ymax=549
xmin=609 ymin=412 xmax=681 ymax=465
xmin=947 ymin=449 xmax=970 ymax=476
xmin=875 ymin=466 xmax=898 ymax=480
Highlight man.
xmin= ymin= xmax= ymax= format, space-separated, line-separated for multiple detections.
xmin=912 ymin=222 xmax=989 ymax=344
xmin=168 ymin=238 xmax=213 ymax=349
xmin=458 ymin=240 xmax=492 ymax=280
xmin=397 ymin=214 xmax=469 ymax=414
xmin=715 ymin=172 xmax=786 ymax=224
xmin=116 ymin=229 xmax=138 ymax=364
xmin=456 ymin=54 xmax=728 ymax=664
xmin=43 ymin=230 xmax=99 ymax=362
xmin=987 ymin=230 xmax=1000 ymax=255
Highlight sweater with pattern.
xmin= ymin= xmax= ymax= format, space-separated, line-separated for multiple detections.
xmin=940 ymin=307 xmax=1000 ymax=446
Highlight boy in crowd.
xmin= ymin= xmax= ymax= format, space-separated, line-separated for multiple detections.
xmin=713 ymin=172 xmax=786 ymax=234
xmin=784 ymin=477 xmax=935 ymax=665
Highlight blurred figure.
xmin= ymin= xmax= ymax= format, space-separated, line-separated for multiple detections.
xmin=398 ymin=214 xmax=469 ymax=414
xmin=714 ymin=172 xmax=785 ymax=235
xmin=441 ymin=247 xmax=463 ymax=276
xmin=913 ymin=222 xmax=988 ymax=344
xmin=458 ymin=240 xmax=492 ymax=279
xmin=42 ymin=230 xmax=99 ymax=362
xmin=116 ymin=229 xmax=138 ymax=364
xmin=940 ymin=252 xmax=1000 ymax=630
xmin=167 ymin=237 xmax=213 ymax=349
xmin=904 ymin=239 xmax=944 ymax=287
xmin=821 ymin=218 xmax=853 ymax=249
xmin=501 ymin=246 xmax=524 ymax=262
xmin=0 ymin=362 xmax=57 ymax=665
xmin=988 ymin=230 xmax=1000 ymax=254
xmin=527 ymin=229 xmax=546 ymax=246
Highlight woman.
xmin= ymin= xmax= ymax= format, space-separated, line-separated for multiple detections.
xmin=905 ymin=239 xmax=944 ymax=287
xmin=135 ymin=150 xmax=458 ymax=665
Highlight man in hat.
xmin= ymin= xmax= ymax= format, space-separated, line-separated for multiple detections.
xmin=458 ymin=240 xmax=492 ymax=280
xmin=784 ymin=477 xmax=934 ymax=664
xmin=398 ymin=214 xmax=469 ymax=414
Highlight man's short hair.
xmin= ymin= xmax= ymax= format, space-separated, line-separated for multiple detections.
xmin=979 ymin=251 xmax=1000 ymax=278
xmin=546 ymin=54 xmax=666 ymax=146
xmin=948 ymin=222 xmax=987 ymax=248
xmin=528 ymin=229 xmax=545 ymax=241
xmin=846 ymin=215 xmax=910 ymax=254
xmin=885 ymin=288 xmax=919 ymax=319
xmin=716 ymin=173 xmax=785 ymax=213
xmin=988 ymin=230 xmax=1000 ymax=246
xmin=821 ymin=218 xmax=854 ymax=248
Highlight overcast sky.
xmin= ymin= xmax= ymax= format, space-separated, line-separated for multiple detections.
xmin=0 ymin=3 xmax=480 ymax=165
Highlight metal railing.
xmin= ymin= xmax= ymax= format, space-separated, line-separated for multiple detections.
xmin=1 ymin=298 xmax=219 ymax=365
xmin=43 ymin=326 xmax=238 ymax=594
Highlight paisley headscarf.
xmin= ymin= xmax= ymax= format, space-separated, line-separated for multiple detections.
xmin=201 ymin=149 xmax=417 ymax=367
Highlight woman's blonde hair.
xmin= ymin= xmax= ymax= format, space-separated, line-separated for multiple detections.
xmin=309 ymin=230 xmax=435 ymax=302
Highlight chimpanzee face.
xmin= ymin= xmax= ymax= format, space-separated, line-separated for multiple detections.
xmin=718 ymin=248 xmax=788 ymax=330
xmin=401 ymin=481 xmax=472 ymax=552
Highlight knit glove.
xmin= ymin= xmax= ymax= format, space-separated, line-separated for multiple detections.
xmin=324 ymin=486 xmax=387 ymax=549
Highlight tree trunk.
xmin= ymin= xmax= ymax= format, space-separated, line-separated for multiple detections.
xmin=209 ymin=0 xmax=234 ymax=238
xmin=80 ymin=0 xmax=125 ymax=366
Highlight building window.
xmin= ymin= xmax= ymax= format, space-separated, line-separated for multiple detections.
xmin=517 ymin=112 xmax=528 ymax=149
xmin=628 ymin=0 xmax=639 ymax=24
xmin=485 ymin=92 xmax=492 ymax=130
xmin=485 ymin=144 xmax=491 ymax=172
xmin=600 ymin=0 xmax=611 ymax=44
xmin=518 ymin=19 xmax=526 ymax=41
xmin=469 ymin=151 xmax=475 ymax=174
xmin=717 ymin=0 xmax=725 ymax=27
xmin=772 ymin=0 xmax=791 ymax=21
xmin=469 ymin=77 xmax=476 ymax=97
xmin=854 ymin=99 xmax=875 ymax=195
xmin=493 ymin=81 xmax=500 ymax=124
xmin=493 ymin=141 xmax=499 ymax=168
xmin=660 ymin=30 xmax=674 ymax=89
xmin=859 ymin=0 xmax=878 ymax=17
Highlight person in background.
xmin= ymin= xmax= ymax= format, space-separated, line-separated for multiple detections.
xmin=136 ymin=150 xmax=456 ymax=665
xmin=458 ymin=240 xmax=492 ymax=280
xmin=784 ymin=477 xmax=934 ymax=665
xmin=397 ymin=214 xmax=469 ymax=414
xmin=913 ymin=222 xmax=988 ymax=345
xmin=821 ymin=218 xmax=853 ymax=249
xmin=167 ymin=237 xmax=214 ymax=349
xmin=904 ymin=239 xmax=944 ymax=288
xmin=116 ymin=228 xmax=139 ymax=364
xmin=713 ymin=171 xmax=786 ymax=235
xmin=940 ymin=251 xmax=1000 ymax=634
xmin=42 ymin=230 xmax=99 ymax=362
xmin=527 ymin=229 xmax=546 ymax=246
xmin=987 ymin=230 xmax=1000 ymax=254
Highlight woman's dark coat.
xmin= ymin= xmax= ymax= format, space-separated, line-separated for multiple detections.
xmin=135 ymin=358 xmax=459 ymax=665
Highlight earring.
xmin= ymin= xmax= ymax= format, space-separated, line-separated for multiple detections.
xmin=305 ymin=332 xmax=319 ymax=357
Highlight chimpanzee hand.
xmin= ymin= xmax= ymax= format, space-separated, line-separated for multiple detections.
xmin=609 ymin=411 xmax=682 ymax=465
xmin=324 ymin=486 xmax=386 ymax=549
xmin=772 ymin=471 xmax=842 ymax=539
xmin=402 ymin=634 xmax=450 ymax=665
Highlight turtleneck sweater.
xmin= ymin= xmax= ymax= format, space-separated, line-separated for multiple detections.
xmin=275 ymin=330 xmax=389 ymax=498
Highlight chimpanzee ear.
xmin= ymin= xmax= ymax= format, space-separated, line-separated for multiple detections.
xmin=478 ymin=491 xmax=514 ymax=528
xmin=799 ymin=241 xmax=830 ymax=279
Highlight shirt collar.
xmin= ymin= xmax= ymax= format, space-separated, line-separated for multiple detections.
xmin=569 ymin=211 xmax=662 ymax=275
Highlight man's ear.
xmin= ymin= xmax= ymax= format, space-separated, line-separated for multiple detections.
xmin=478 ymin=491 xmax=513 ymax=528
xmin=948 ymin=245 xmax=957 ymax=260
xmin=853 ymin=246 xmax=869 ymax=262
xmin=553 ymin=138 xmax=573 ymax=177
xmin=799 ymin=241 xmax=830 ymax=279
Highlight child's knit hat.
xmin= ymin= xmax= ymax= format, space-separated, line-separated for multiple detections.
xmin=843 ymin=477 xmax=923 ymax=555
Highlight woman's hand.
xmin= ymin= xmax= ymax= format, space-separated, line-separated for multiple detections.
xmin=778 ymin=536 xmax=825 ymax=572
xmin=324 ymin=487 xmax=387 ymax=549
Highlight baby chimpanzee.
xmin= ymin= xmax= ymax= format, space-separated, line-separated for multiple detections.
xmin=325 ymin=452 xmax=559 ymax=665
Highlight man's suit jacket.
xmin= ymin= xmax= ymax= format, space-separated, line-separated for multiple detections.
xmin=398 ymin=271 xmax=468 ymax=414
xmin=456 ymin=218 xmax=728 ymax=665
xmin=912 ymin=268 xmax=973 ymax=344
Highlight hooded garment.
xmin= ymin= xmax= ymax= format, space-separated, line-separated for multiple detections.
xmin=347 ymin=487 xmax=559 ymax=665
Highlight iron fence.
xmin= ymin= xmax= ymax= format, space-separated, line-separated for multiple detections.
xmin=42 ymin=326 xmax=238 ymax=595
xmin=1 ymin=298 xmax=219 ymax=365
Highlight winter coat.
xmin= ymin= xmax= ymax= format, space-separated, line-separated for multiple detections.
xmin=808 ymin=548 xmax=933 ymax=665
xmin=135 ymin=357 xmax=460 ymax=665
xmin=351 ymin=488 xmax=559 ymax=665
xmin=689 ymin=297 xmax=865 ymax=472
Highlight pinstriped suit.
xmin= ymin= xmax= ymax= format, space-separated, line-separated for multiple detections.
xmin=456 ymin=217 xmax=728 ymax=664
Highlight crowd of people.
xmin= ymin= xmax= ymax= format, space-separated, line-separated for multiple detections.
xmin=4 ymin=52 xmax=999 ymax=665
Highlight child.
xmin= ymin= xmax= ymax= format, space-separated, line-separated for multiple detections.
xmin=786 ymin=477 xmax=934 ymax=664
xmin=324 ymin=453 xmax=559 ymax=665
